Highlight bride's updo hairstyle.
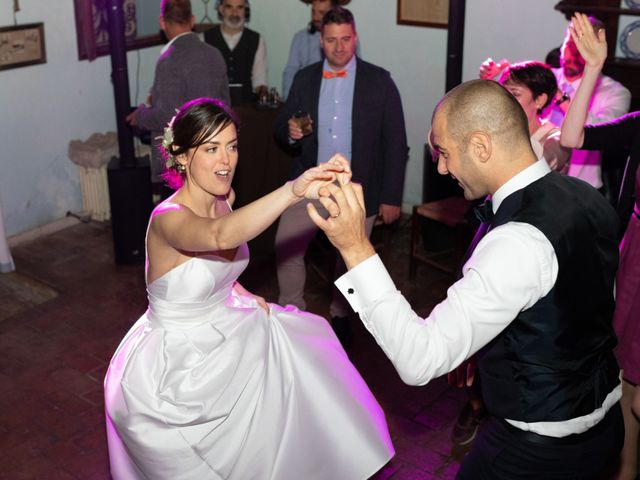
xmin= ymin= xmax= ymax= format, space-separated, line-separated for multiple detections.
xmin=161 ymin=97 xmax=239 ymax=189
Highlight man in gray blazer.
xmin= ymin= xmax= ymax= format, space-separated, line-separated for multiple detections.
xmin=127 ymin=0 xmax=230 ymax=195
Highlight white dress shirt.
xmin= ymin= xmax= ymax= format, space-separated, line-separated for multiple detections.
xmin=221 ymin=29 xmax=267 ymax=90
xmin=335 ymin=159 xmax=621 ymax=437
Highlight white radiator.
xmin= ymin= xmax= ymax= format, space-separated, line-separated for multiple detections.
xmin=69 ymin=133 xmax=151 ymax=222
xmin=78 ymin=165 xmax=110 ymax=221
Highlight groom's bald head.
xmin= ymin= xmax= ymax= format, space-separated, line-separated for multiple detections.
xmin=434 ymin=79 xmax=530 ymax=153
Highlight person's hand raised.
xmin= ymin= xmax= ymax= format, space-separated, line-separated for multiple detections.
xmin=569 ymin=12 xmax=607 ymax=71
xmin=290 ymin=153 xmax=352 ymax=200
xmin=479 ymin=58 xmax=509 ymax=80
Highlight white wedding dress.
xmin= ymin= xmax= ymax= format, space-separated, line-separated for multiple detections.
xmin=104 ymin=240 xmax=394 ymax=479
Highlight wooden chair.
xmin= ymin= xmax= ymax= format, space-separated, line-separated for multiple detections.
xmin=409 ymin=196 xmax=473 ymax=279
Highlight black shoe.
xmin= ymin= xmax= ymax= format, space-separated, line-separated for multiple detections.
xmin=331 ymin=316 xmax=353 ymax=350
xmin=451 ymin=402 xmax=486 ymax=446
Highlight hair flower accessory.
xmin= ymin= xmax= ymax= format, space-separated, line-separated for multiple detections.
xmin=159 ymin=111 xmax=179 ymax=169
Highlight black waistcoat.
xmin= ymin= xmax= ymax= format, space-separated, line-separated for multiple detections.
xmin=204 ymin=26 xmax=259 ymax=105
xmin=479 ymin=171 xmax=620 ymax=422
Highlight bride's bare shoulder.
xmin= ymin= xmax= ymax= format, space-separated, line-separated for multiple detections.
xmin=152 ymin=199 xmax=188 ymax=216
xmin=149 ymin=199 xmax=196 ymax=229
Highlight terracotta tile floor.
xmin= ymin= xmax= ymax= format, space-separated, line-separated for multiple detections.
xmin=1 ymin=218 xmax=474 ymax=479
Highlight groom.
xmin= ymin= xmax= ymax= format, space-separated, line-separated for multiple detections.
xmin=308 ymin=79 xmax=623 ymax=477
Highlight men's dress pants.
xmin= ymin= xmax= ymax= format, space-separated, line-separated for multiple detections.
xmin=275 ymin=198 xmax=376 ymax=318
xmin=457 ymin=403 xmax=624 ymax=479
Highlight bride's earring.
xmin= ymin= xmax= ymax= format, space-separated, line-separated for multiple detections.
xmin=177 ymin=163 xmax=186 ymax=173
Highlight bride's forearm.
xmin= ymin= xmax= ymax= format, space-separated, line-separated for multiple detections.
xmin=210 ymin=182 xmax=300 ymax=250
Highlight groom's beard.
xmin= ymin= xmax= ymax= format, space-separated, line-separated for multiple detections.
xmin=224 ymin=16 xmax=245 ymax=30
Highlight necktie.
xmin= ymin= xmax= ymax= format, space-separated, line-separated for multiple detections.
xmin=323 ymin=70 xmax=347 ymax=79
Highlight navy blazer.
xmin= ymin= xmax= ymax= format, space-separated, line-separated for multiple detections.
xmin=274 ymin=58 xmax=408 ymax=216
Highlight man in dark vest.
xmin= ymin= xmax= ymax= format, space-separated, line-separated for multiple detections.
xmin=204 ymin=0 xmax=267 ymax=105
xmin=309 ymin=79 xmax=624 ymax=478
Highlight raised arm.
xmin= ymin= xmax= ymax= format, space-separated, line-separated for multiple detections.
xmin=560 ymin=13 xmax=607 ymax=148
xmin=478 ymin=57 xmax=509 ymax=80
xmin=308 ymin=180 xmax=556 ymax=386
xmin=154 ymin=156 xmax=351 ymax=253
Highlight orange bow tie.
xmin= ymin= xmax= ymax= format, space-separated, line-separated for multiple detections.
xmin=323 ymin=70 xmax=348 ymax=79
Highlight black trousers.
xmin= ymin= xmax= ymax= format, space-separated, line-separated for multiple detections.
xmin=457 ymin=403 xmax=623 ymax=479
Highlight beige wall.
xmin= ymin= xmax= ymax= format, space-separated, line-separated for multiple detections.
xmin=243 ymin=0 xmax=567 ymax=209
xmin=0 ymin=0 xmax=568 ymax=237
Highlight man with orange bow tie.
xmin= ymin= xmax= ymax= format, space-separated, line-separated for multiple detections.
xmin=273 ymin=6 xmax=408 ymax=348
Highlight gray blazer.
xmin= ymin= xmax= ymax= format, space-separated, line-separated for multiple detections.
xmin=137 ymin=33 xmax=230 ymax=181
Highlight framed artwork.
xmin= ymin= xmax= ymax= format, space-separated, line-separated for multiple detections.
xmin=397 ymin=0 xmax=449 ymax=28
xmin=0 ymin=23 xmax=46 ymax=71
xmin=73 ymin=0 xmax=161 ymax=61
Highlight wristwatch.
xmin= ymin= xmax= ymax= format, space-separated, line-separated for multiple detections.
xmin=555 ymin=92 xmax=570 ymax=106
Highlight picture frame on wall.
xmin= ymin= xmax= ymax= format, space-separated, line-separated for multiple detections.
xmin=0 ymin=23 xmax=46 ymax=71
xmin=73 ymin=0 xmax=142 ymax=61
xmin=397 ymin=0 xmax=449 ymax=28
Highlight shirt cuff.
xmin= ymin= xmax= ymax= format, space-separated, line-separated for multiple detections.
xmin=334 ymin=254 xmax=396 ymax=313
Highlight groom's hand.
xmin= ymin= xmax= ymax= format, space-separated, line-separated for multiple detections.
xmin=307 ymin=180 xmax=376 ymax=270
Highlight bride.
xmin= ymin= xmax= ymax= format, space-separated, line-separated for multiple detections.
xmin=104 ymin=97 xmax=394 ymax=479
